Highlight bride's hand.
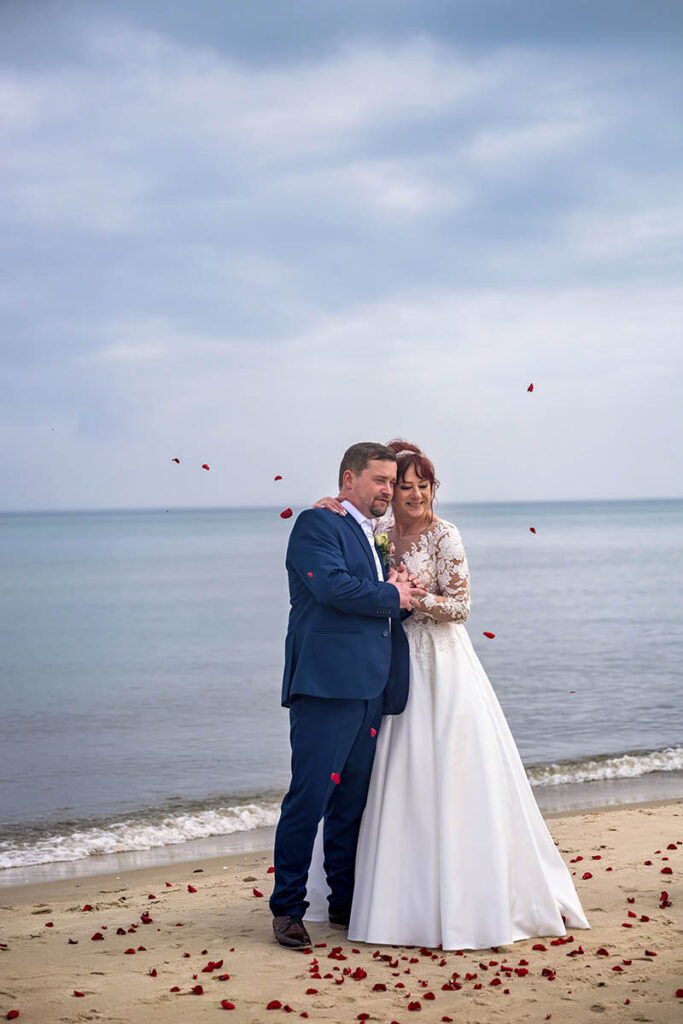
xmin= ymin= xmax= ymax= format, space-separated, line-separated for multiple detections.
xmin=313 ymin=496 xmax=347 ymax=515
xmin=388 ymin=563 xmax=410 ymax=584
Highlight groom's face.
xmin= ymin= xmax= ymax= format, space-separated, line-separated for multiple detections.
xmin=344 ymin=459 xmax=396 ymax=519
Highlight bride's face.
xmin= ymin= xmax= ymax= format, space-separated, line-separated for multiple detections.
xmin=393 ymin=464 xmax=432 ymax=526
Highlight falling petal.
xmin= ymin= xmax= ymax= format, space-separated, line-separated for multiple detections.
xmin=527 ymin=383 xmax=534 ymax=392
xmin=172 ymin=458 xmax=180 ymax=464
xmin=280 ymin=508 xmax=293 ymax=519
xmin=330 ymin=772 xmax=341 ymax=785
xmin=274 ymin=475 xmax=283 ymax=481
xmin=482 ymin=631 xmax=496 ymax=639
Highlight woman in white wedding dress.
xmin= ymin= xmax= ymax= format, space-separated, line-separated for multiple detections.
xmin=305 ymin=439 xmax=588 ymax=950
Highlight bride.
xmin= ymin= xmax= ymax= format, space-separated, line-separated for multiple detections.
xmin=306 ymin=439 xmax=588 ymax=950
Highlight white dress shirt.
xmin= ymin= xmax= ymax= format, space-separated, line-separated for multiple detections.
xmin=341 ymin=500 xmax=384 ymax=581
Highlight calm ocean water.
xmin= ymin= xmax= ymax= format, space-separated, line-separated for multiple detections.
xmin=1 ymin=499 xmax=682 ymax=873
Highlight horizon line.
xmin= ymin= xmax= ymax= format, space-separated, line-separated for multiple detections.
xmin=2 ymin=495 xmax=683 ymax=516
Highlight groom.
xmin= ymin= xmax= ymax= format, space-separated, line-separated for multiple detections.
xmin=270 ymin=442 xmax=426 ymax=949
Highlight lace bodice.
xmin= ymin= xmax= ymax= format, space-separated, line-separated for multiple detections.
xmin=376 ymin=514 xmax=470 ymax=625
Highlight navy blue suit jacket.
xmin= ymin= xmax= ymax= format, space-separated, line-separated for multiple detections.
xmin=281 ymin=508 xmax=410 ymax=715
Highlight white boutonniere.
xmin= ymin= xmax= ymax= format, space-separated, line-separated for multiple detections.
xmin=374 ymin=532 xmax=393 ymax=565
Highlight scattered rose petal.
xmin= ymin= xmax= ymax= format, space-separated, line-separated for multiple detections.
xmin=267 ymin=866 xmax=275 ymax=873
xmin=627 ymin=897 xmax=635 ymax=903
xmin=330 ymin=772 xmax=340 ymax=785
xmin=124 ymin=947 xmax=136 ymax=954
xmin=529 ymin=526 xmax=537 ymax=534
xmin=172 ymin=458 xmax=180 ymax=464
xmin=482 ymin=631 xmax=496 ymax=639
xmin=192 ymin=985 xmax=204 ymax=995
xmin=188 ymin=885 xmax=197 ymax=893
xmin=280 ymin=508 xmax=293 ymax=519
xmin=274 ymin=475 xmax=283 ymax=481
xmin=148 ymin=969 xmax=157 ymax=977
xmin=253 ymin=888 xmax=264 ymax=897
xmin=170 ymin=986 xmax=180 ymax=992
xmin=91 ymin=933 xmax=104 ymax=941
xmin=221 ymin=1001 xmax=236 ymax=1010
xmin=267 ymin=1001 xmax=282 ymax=1010
xmin=165 ymin=881 xmax=172 ymax=887
xmin=305 ymin=989 xmax=318 ymax=995
xmin=201 ymin=464 xmax=210 ymax=471
xmin=527 ymin=383 xmax=534 ymax=392
xmin=44 ymin=922 xmax=53 ymax=928
xmin=645 ymin=950 xmax=657 ymax=957
xmin=307 ymin=572 xmax=313 ymax=577
xmin=661 ymin=867 xmax=673 ymax=874
xmin=73 ymin=991 xmax=85 ymax=998
xmin=82 ymin=904 xmax=93 ymax=912
xmin=582 ymin=872 xmax=593 ymax=880
xmin=532 ymin=944 xmax=547 ymax=951
xmin=7 ymin=1013 xmax=20 ymax=1021
xmin=407 ymin=1002 xmax=421 ymax=1011
xmin=371 ymin=728 xmax=377 ymax=737
xmin=596 ymin=948 xmax=609 ymax=956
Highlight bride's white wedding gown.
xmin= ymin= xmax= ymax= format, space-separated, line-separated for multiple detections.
xmin=305 ymin=515 xmax=588 ymax=950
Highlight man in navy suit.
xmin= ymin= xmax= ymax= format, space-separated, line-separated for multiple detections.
xmin=270 ymin=442 xmax=426 ymax=948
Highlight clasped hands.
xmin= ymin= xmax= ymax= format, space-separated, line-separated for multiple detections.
xmin=387 ymin=564 xmax=428 ymax=611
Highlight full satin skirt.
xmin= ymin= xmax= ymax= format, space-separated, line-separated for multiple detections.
xmin=305 ymin=617 xmax=589 ymax=949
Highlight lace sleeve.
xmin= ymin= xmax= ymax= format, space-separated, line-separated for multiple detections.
xmin=419 ymin=522 xmax=471 ymax=624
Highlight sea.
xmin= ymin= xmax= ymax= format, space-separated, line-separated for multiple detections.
xmin=1 ymin=499 xmax=682 ymax=887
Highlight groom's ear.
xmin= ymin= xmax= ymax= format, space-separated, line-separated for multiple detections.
xmin=340 ymin=469 xmax=354 ymax=491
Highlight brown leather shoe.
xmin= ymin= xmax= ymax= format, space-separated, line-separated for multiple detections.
xmin=272 ymin=915 xmax=312 ymax=949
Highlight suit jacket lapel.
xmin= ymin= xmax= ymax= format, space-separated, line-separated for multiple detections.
xmin=343 ymin=514 xmax=382 ymax=580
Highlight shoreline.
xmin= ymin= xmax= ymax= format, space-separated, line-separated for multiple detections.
xmin=0 ymin=799 xmax=681 ymax=1023
xmin=2 ymin=771 xmax=683 ymax=894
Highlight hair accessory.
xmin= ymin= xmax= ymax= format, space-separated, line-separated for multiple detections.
xmin=395 ymin=449 xmax=420 ymax=458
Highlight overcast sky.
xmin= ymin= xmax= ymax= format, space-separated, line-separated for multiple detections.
xmin=1 ymin=0 xmax=682 ymax=510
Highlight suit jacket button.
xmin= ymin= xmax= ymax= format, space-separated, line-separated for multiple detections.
xmin=382 ymin=629 xmax=389 ymax=637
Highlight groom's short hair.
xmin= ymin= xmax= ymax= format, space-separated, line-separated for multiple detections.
xmin=338 ymin=442 xmax=397 ymax=489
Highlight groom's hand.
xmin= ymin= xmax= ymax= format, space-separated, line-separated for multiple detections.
xmin=390 ymin=580 xmax=428 ymax=610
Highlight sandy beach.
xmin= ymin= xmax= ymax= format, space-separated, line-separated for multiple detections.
xmin=1 ymin=800 xmax=681 ymax=1024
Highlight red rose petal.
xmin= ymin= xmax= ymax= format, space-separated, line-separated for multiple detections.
xmin=482 ymin=631 xmax=496 ymax=639
xmin=172 ymin=458 xmax=180 ymax=464
xmin=305 ymin=989 xmax=318 ymax=995
xmin=532 ymin=944 xmax=547 ymax=951
xmin=529 ymin=526 xmax=537 ymax=533
xmin=82 ymin=904 xmax=93 ymax=911
xmin=188 ymin=884 xmax=197 ymax=893
xmin=582 ymin=872 xmax=593 ymax=880
xmin=124 ymin=947 xmax=136 ymax=954
xmin=44 ymin=922 xmax=53 ymax=927
xmin=372 ymin=983 xmax=387 ymax=991
xmin=407 ymin=1002 xmax=421 ymax=1011
xmin=170 ymin=986 xmax=180 ymax=992
xmin=91 ymin=932 xmax=104 ymax=941
xmin=253 ymin=888 xmax=264 ymax=897
xmin=192 ymin=985 xmax=204 ymax=995
xmin=221 ymin=1001 xmax=236 ymax=1010
xmin=201 ymin=464 xmax=210 ymax=471
xmin=7 ymin=1013 xmax=20 ymax=1021
xmin=371 ymin=728 xmax=377 ymax=737
xmin=627 ymin=910 xmax=637 ymax=918
xmin=661 ymin=867 xmax=673 ymax=874
xmin=645 ymin=950 xmax=657 ymax=956
xmin=307 ymin=572 xmax=313 ymax=577
xmin=267 ymin=866 xmax=275 ymax=873
xmin=267 ymin=1001 xmax=282 ymax=1010
xmin=596 ymin=948 xmax=609 ymax=956
xmin=274 ymin=475 xmax=283 ymax=481
xmin=527 ymin=383 xmax=534 ymax=392
xmin=148 ymin=968 xmax=157 ymax=977
xmin=280 ymin=508 xmax=293 ymax=519
xmin=627 ymin=897 xmax=635 ymax=903
xmin=330 ymin=772 xmax=340 ymax=785
xmin=73 ymin=991 xmax=85 ymax=998
xmin=675 ymin=989 xmax=683 ymax=997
